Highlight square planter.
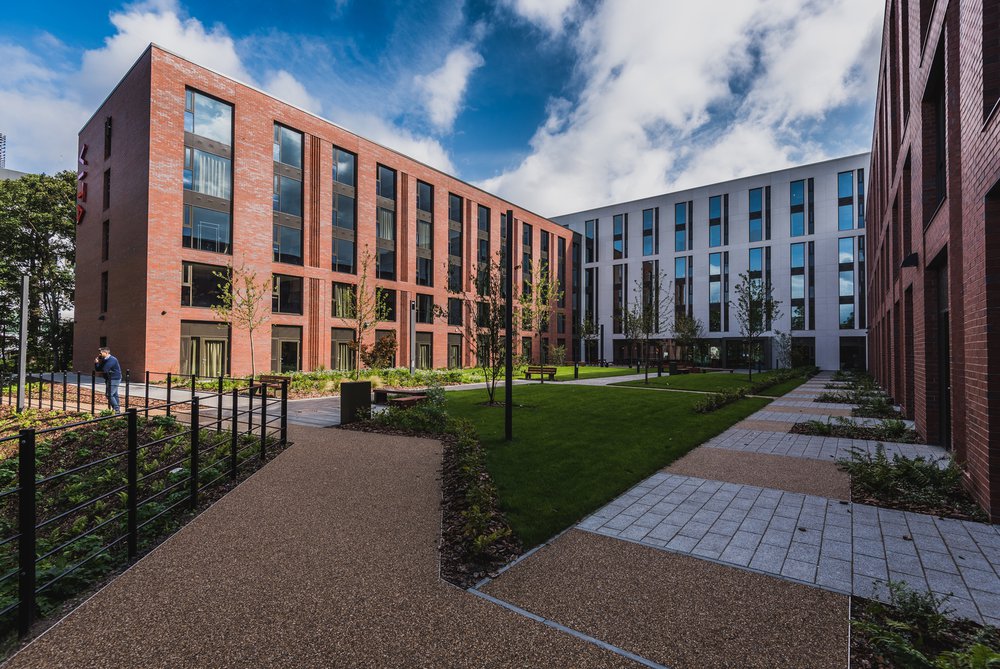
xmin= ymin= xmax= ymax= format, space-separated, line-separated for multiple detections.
xmin=340 ymin=380 xmax=372 ymax=425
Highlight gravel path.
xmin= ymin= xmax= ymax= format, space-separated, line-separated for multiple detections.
xmin=665 ymin=447 xmax=851 ymax=499
xmin=482 ymin=530 xmax=849 ymax=669
xmin=5 ymin=426 xmax=633 ymax=668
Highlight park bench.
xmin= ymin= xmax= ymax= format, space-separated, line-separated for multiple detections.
xmin=386 ymin=394 xmax=428 ymax=409
xmin=373 ymin=387 xmax=429 ymax=405
xmin=255 ymin=375 xmax=289 ymax=397
xmin=524 ymin=366 xmax=557 ymax=381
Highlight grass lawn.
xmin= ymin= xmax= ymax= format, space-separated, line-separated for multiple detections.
xmin=533 ymin=365 xmax=636 ymax=382
xmin=446 ymin=384 xmax=771 ymax=548
xmin=612 ymin=370 xmax=787 ymax=393
xmin=756 ymin=375 xmax=809 ymax=397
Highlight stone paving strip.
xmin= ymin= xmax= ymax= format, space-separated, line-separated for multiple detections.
xmin=6 ymin=427 xmax=634 ymax=668
xmin=749 ymin=409 xmax=916 ymax=428
xmin=769 ymin=399 xmax=857 ymax=410
xmin=703 ymin=427 xmax=948 ymax=463
xmin=481 ymin=530 xmax=848 ymax=669
xmin=578 ymin=472 xmax=1000 ymax=626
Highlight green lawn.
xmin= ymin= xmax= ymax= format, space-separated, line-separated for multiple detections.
xmin=549 ymin=365 xmax=636 ymax=382
xmin=612 ymin=370 xmax=785 ymax=393
xmin=756 ymin=375 xmax=809 ymax=397
xmin=446 ymin=384 xmax=772 ymax=547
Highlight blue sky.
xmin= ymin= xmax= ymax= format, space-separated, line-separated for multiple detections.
xmin=0 ymin=0 xmax=883 ymax=216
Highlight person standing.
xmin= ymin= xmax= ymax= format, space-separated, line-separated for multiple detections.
xmin=94 ymin=346 xmax=122 ymax=413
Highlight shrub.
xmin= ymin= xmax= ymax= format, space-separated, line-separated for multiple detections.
xmin=694 ymin=388 xmax=747 ymax=413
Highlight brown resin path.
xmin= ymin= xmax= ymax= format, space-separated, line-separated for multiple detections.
xmin=5 ymin=426 xmax=633 ymax=668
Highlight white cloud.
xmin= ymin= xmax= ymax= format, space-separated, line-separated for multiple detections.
xmin=501 ymin=0 xmax=577 ymax=34
xmin=483 ymin=0 xmax=883 ymax=216
xmin=262 ymin=70 xmax=323 ymax=114
xmin=414 ymin=43 xmax=485 ymax=132
xmin=337 ymin=112 xmax=456 ymax=173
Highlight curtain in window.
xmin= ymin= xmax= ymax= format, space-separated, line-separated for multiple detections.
xmin=193 ymin=150 xmax=231 ymax=199
xmin=337 ymin=342 xmax=353 ymax=371
xmin=377 ymin=207 xmax=395 ymax=241
xmin=334 ymin=284 xmax=354 ymax=318
xmin=417 ymin=221 xmax=432 ymax=249
xmin=203 ymin=340 xmax=226 ymax=378
xmin=418 ymin=344 xmax=431 ymax=370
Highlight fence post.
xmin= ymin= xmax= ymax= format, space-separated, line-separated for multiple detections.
xmin=48 ymin=372 xmax=53 ymax=411
xmin=126 ymin=408 xmax=138 ymax=562
xmin=280 ymin=380 xmax=288 ymax=447
xmin=166 ymin=373 xmax=172 ymax=418
xmin=90 ymin=373 xmax=95 ymax=415
xmin=191 ymin=373 xmax=196 ymax=403
xmin=216 ymin=376 xmax=224 ymax=434
xmin=124 ymin=369 xmax=130 ymax=410
xmin=17 ymin=428 xmax=36 ymax=638
xmin=144 ymin=371 xmax=150 ymax=416
xmin=190 ymin=397 xmax=199 ymax=510
xmin=259 ymin=384 xmax=267 ymax=462
xmin=61 ymin=372 xmax=67 ymax=412
xmin=230 ymin=389 xmax=239 ymax=481
xmin=247 ymin=384 xmax=255 ymax=436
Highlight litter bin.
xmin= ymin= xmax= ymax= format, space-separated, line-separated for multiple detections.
xmin=668 ymin=361 xmax=677 ymax=376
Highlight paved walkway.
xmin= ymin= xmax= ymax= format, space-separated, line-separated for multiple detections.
xmin=6 ymin=426 xmax=633 ymax=668
xmin=703 ymin=427 xmax=947 ymax=463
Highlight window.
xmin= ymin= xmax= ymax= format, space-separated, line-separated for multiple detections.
xmin=708 ymin=252 xmax=728 ymax=332
xmin=790 ymin=180 xmax=805 ymax=236
xmin=674 ymin=256 xmax=693 ymax=320
xmin=838 ymin=171 xmax=854 ymax=231
xmin=273 ymin=125 xmax=303 ymax=168
xmin=448 ymin=227 xmax=462 ymax=257
xmin=585 ymin=219 xmax=598 ymax=263
xmin=332 ymin=145 xmax=357 ymax=275
xmin=557 ymin=237 xmax=566 ymax=308
xmin=273 ymin=220 xmax=303 ymax=265
xmin=100 ymin=271 xmax=108 ymax=313
xmin=101 ymin=220 xmax=110 ymax=261
xmin=922 ymin=45 xmax=947 ymax=222
xmin=104 ymin=117 xmax=112 ymax=159
xmin=184 ymin=147 xmax=231 ymax=199
xmin=449 ymin=194 xmax=463 ymax=292
xmin=332 ymin=282 xmax=355 ymax=318
xmin=184 ymin=89 xmax=232 ymax=145
xmin=273 ymin=175 xmax=303 ymax=217
xmin=478 ymin=204 xmax=490 ymax=233
xmin=416 ymin=180 xmax=434 ymax=288
xmin=416 ymin=294 xmax=434 ymax=324
xmin=103 ymin=169 xmax=111 ymax=210
xmin=857 ymin=236 xmax=866 ymax=328
xmin=448 ymin=193 xmax=463 ymax=223
xmin=271 ymin=274 xmax=303 ymax=314
xmin=749 ymin=187 xmax=770 ymax=242
xmin=838 ymin=237 xmax=855 ymax=329
xmin=522 ymin=223 xmax=533 ymax=297
xmin=181 ymin=262 xmax=226 ymax=308
xmin=708 ymin=195 xmax=728 ymax=247
xmin=557 ymin=313 xmax=566 ymax=334
xmin=642 ymin=208 xmax=658 ymax=255
xmin=415 ymin=181 xmax=432 ymax=213
xmin=448 ymin=333 xmax=462 ymax=369
xmin=331 ymin=328 xmax=355 ymax=371
xmin=271 ymin=325 xmax=301 ymax=373
xmin=378 ymin=287 xmax=397 ymax=321
xmin=641 ymin=260 xmax=660 ymax=330
xmin=857 ymin=169 xmax=865 ymax=228
xmin=612 ymin=264 xmax=627 ymax=334
xmin=416 ymin=333 xmax=433 ymax=370
xmin=448 ymin=298 xmax=462 ymax=326
xmin=376 ymin=165 xmax=397 ymax=280
xmin=986 ymin=0 xmax=1000 ymax=120
xmin=584 ymin=267 xmax=598 ymax=323
xmin=674 ymin=202 xmax=692 ymax=252
xmin=477 ymin=205 xmax=490 ymax=293
xmin=790 ymin=242 xmax=806 ymax=330
xmin=613 ymin=214 xmax=627 ymax=259
xmin=417 ymin=256 xmax=433 ymax=286
xmin=180 ymin=321 xmax=229 ymax=378
xmin=184 ymin=205 xmax=231 ymax=254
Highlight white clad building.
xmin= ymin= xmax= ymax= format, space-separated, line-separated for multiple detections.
xmin=554 ymin=153 xmax=869 ymax=371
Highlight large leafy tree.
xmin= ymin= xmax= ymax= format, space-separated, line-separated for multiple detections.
xmin=0 ymin=171 xmax=76 ymax=372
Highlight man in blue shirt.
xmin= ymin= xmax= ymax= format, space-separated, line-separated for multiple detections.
xmin=94 ymin=347 xmax=123 ymax=414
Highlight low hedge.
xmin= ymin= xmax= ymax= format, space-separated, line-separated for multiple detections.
xmin=693 ymin=367 xmax=815 ymax=413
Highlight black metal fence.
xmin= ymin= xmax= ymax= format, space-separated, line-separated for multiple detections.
xmin=0 ymin=380 xmax=288 ymax=639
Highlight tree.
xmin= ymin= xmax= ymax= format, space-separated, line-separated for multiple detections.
xmin=0 ymin=171 xmax=76 ymax=372
xmin=213 ymin=259 xmax=268 ymax=378
xmin=333 ymin=246 xmax=390 ymax=380
xmin=733 ymin=271 xmax=783 ymax=382
xmin=360 ymin=330 xmax=397 ymax=369
xmin=577 ymin=314 xmax=600 ymax=363
xmin=622 ymin=269 xmax=674 ymax=384
xmin=673 ymin=313 xmax=705 ymax=363
xmin=518 ymin=259 xmax=563 ymax=364
xmin=773 ymin=330 xmax=792 ymax=369
xmin=452 ymin=251 xmax=518 ymax=405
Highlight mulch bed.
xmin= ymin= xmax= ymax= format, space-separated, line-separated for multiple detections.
xmin=339 ymin=422 xmax=521 ymax=588
xmin=848 ymin=484 xmax=989 ymax=522
xmin=789 ymin=422 xmax=920 ymax=443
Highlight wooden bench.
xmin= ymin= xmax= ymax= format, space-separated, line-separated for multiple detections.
xmin=255 ymin=375 xmax=289 ymax=397
xmin=386 ymin=394 xmax=428 ymax=409
xmin=373 ymin=387 xmax=429 ymax=405
xmin=524 ymin=366 xmax=557 ymax=381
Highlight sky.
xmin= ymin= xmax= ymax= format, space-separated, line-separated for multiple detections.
xmin=0 ymin=0 xmax=884 ymax=217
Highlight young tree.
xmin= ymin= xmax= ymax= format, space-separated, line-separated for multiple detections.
xmin=672 ymin=313 xmax=705 ymax=364
xmin=333 ymin=246 xmax=390 ymax=380
xmin=212 ymin=259 xmax=268 ymax=378
xmin=773 ymin=330 xmax=793 ymax=369
xmin=576 ymin=314 xmax=600 ymax=364
xmin=451 ymin=251 xmax=517 ymax=405
xmin=733 ymin=271 xmax=783 ymax=382
xmin=623 ymin=269 xmax=674 ymax=384
xmin=518 ymin=260 xmax=563 ymax=364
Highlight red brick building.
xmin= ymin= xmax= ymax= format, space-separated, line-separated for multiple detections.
xmin=868 ymin=0 xmax=1000 ymax=517
xmin=74 ymin=45 xmax=574 ymax=378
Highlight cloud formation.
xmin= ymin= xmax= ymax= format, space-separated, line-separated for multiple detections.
xmin=501 ymin=0 xmax=578 ymax=34
xmin=482 ymin=0 xmax=882 ymax=216
xmin=415 ymin=43 xmax=485 ymax=132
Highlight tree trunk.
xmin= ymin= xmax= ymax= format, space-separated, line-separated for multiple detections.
xmin=249 ymin=329 xmax=256 ymax=378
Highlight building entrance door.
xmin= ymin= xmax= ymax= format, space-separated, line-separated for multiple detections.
xmin=279 ymin=341 xmax=299 ymax=373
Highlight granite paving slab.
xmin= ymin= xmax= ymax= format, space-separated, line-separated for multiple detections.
xmin=702 ymin=428 xmax=948 ymax=463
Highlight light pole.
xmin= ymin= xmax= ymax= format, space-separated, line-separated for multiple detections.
xmin=16 ymin=276 xmax=28 ymax=412
xmin=505 ymin=209 xmax=514 ymax=441
xmin=409 ymin=299 xmax=416 ymax=374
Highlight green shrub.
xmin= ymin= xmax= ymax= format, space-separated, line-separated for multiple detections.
xmin=693 ymin=388 xmax=748 ymax=413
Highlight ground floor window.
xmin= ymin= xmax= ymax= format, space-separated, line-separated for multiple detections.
xmin=839 ymin=336 xmax=866 ymax=371
xmin=271 ymin=325 xmax=301 ymax=373
xmin=180 ymin=321 xmax=229 ymax=378
xmin=331 ymin=327 xmax=355 ymax=371
xmin=416 ymin=332 xmax=433 ymax=370
xmin=791 ymin=337 xmax=815 ymax=367
xmin=448 ymin=333 xmax=462 ymax=369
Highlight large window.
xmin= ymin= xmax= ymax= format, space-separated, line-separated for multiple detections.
xmin=674 ymin=202 xmax=692 ymax=252
xmin=448 ymin=194 xmax=463 ymax=292
xmin=273 ymin=124 xmax=303 ymax=265
xmin=674 ymin=256 xmax=692 ymax=320
xmin=332 ymin=146 xmax=357 ymax=275
xmin=272 ymin=274 xmax=303 ymax=314
xmin=332 ymin=281 xmax=355 ymax=318
xmin=180 ymin=321 xmax=229 ymax=378
xmin=857 ymin=169 xmax=865 ymax=228
xmin=448 ymin=298 xmax=462 ymax=326
xmin=184 ymin=147 xmax=231 ymax=199
xmin=184 ymin=90 xmax=232 ymax=145
xmin=790 ymin=243 xmax=806 ymax=330
xmin=838 ymin=237 xmax=856 ymax=329
xmin=613 ymin=213 xmax=627 ymax=259
xmin=416 ymin=180 xmax=434 ymax=288
xmin=585 ymin=219 xmax=598 ymax=263
xmin=790 ymin=180 xmax=805 ymax=237
xmin=642 ymin=208 xmax=658 ymax=255
xmin=416 ymin=293 xmax=434 ymax=324
xmin=273 ymin=220 xmax=303 ymax=265
xmin=271 ymin=326 xmax=301 ymax=373
xmin=749 ymin=187 xmax=770 ymax=242
xmin=612 ymin=264 xmax=626 ymax=334
xmin=273 ymin=175 xmax=302 ymax=217
xmin=273 ymin=125 xmax=302 ymax=168
xmin=477 ymin=205 xmax=490 ymax=294
xmin=376 ymin=165 xmax=396 ymax=280
xmin=986 ymin=3 xmax=1000 ymax=120
xmin=181 ymin=262 xmax=225 ymax=308
xmin=378 ymin=287 xmax=397 ymax=322
xmin=708 ymin=195 xmax=727 ymax=247
xmin=331 ymin=328 xmax=355 ymax=371
xmin=838 ymin=171 xmax=854 ymax=231
xmin=708 ymin=252 xmax=728 ymax=332
xmin=748 ymin=246 xmax=772 ymax=329
xmin=522 ymin=223 xmax=533 ymax=297
xmin=183 ymin=205 xmax=231 ymax=254
xmin=416 ymin=333 xmax=433 ymax=370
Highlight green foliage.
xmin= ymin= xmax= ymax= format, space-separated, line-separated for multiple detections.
xmin=838 ymin=445 xmax=987 ymax=521
xmin=794 ymin=416 xmax=921 ymax=443
xmin=854 ymin=582 xmax=1000 ymax=669
xmin=358 ymin=330 xmax=397 ymax=369
xmin=689 ymin=368 xmax=814 ymax=413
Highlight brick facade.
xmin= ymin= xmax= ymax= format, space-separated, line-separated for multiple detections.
xmin=868 ymin=0 xmax=1000 ymax=518
xmin=74 ymin=45 xmax=574 ymax=378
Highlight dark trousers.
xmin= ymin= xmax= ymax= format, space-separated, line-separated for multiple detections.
xmin=106 ymin=378 xmax=121 ymax=413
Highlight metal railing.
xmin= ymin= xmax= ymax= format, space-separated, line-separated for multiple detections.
xmin=0 ymin=380 xmax=288 ymax=639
